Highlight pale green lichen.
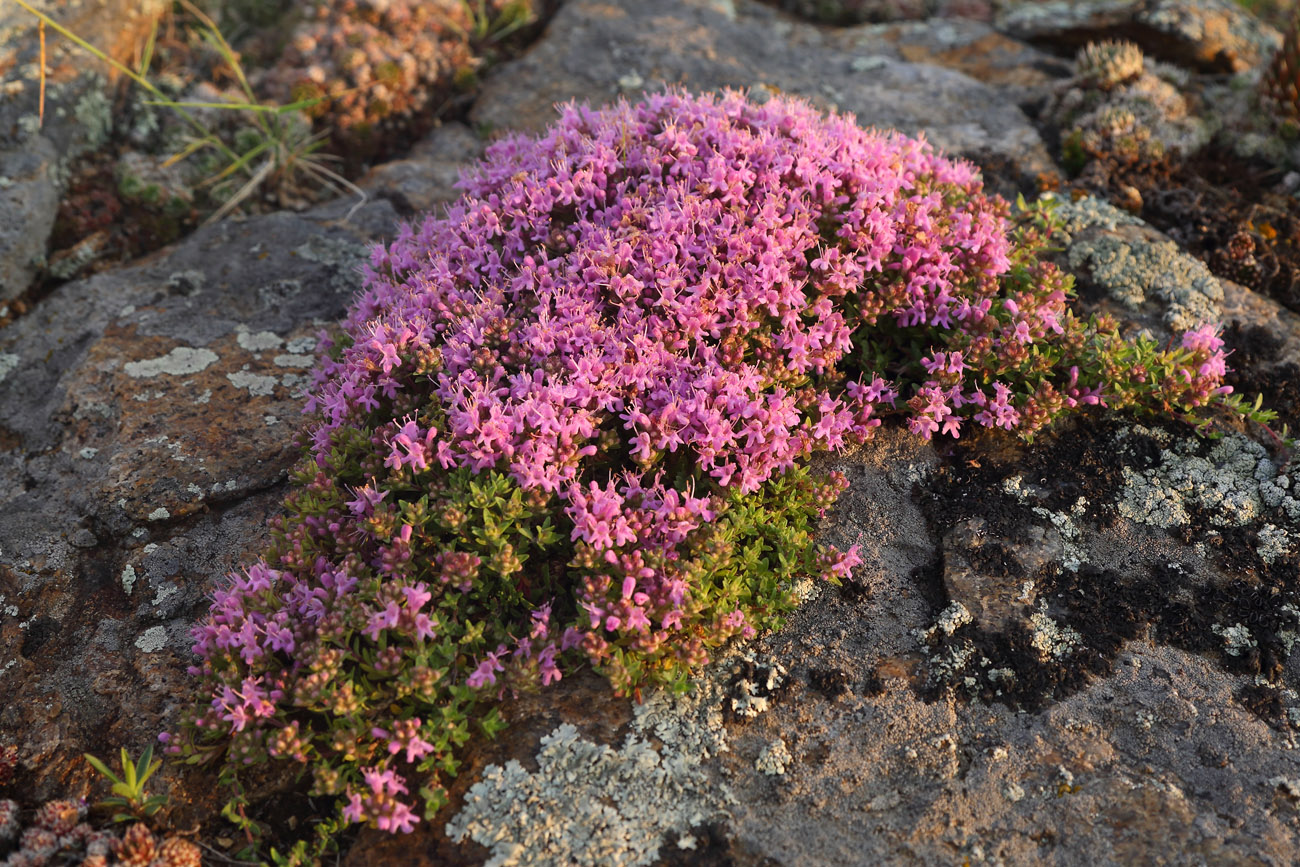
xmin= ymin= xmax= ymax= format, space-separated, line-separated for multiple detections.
xmin=235 ymin=327 xmax=284 ymax=353
xmin=445 ymin=651 xmax=764 ymax=866
xmin=1258 ymin=524 xmax=1294 ymax=564
xmin=754 ymin=738 xmax=792 ymax=776
xmin=1211 ymin=622 xmax=1257 ymax=657
xmin=1017 ymin=496 xmax=1089 ymax=574
xmin=71 ymin=86 xmax=113 ymax=153
xmin=123 ymin=347 xmax=219 ymax=379
xmin=731 ymin=658 xmax=786 ymax=718
xmin=1049 ymin=194 xmax=1145 ymax=243
xmin=932 ymin=601 xmax=973 ymax=637
xmin=1116 ymin=429 xmax=1300 ymax=529
xmin=1029 ymin=604 xmax=1082 ymax=660
xmin=225 ymin=370 xmax=278 ymax=397
xmin=134 ymin=625 xmax=169 ymax=653
xmin=1066 ymin=231 xmax=1223 ymax=333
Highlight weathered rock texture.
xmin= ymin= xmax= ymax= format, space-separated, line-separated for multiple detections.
xmin=469 ymin=0 xmax=1055 ymax=185
xmin=3 ymin=0 xmax=1300 ymax=865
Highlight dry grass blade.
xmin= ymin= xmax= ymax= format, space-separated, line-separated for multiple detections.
xmin=204 ymin=157 xmax=274 ymax=225
xmin=37 ymin=18 xmax=45 ymax=128
xmin=299 ymin=159 xmax=369 ymax=223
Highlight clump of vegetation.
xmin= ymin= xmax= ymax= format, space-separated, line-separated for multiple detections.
xmin=166 ymin=90 xmax=1269 ymax=853
xmin=16 ymin=0 xmax=552 ymax=286
xmin=1048 ymin=39 xmax=1208 ymax=177
xmin=1259 ymin=10 xmax=1300 ymax=130
xmin=1075 ymin=40 xmax=1146 ymax=90
xmin=255 ymin=0 xmax=541 ymax=162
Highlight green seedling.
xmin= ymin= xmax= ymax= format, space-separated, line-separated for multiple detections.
xmin=83 ymin=746 xmax=169 ymax=823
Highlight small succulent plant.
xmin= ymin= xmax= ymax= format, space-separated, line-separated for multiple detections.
xmin=83 ymin=748 xmax=167 ymax=824
xmin=0 ymin=795 xmax=198 ymax=867
xmin=1075 ymin=40 xmax=1146 ymax=90
xmin=256 ymin=0 xmax=538 ymax=160
xmin=1259 ymin=12 xmax=1300 ymax=127
xmin=1051 ymin=39 xmax=1207 ymax=174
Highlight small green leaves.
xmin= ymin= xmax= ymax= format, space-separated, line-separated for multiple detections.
xmin=83 ymin=746 xmax=168 ymax=823
xmin=479 ymin=707 xmax=509 ymax=739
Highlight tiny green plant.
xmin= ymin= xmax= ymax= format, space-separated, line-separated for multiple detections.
xmin=456 ymin=0 xmax=538 ymax=44
xmin=83 ymin=746 xmax=169 ymax=823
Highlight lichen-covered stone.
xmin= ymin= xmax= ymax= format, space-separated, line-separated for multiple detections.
xmin=995 ymin=0 xmax=1281 ymax=73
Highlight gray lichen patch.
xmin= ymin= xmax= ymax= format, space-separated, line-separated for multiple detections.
xmin=1211 ymin=622 xmax=1257 ymax=657
xmin=235 ymin=327 xmax=284 ymax=353
xmin=447 ymin=726 xmax=726 ymax=867
xmin=123 ymin=346 xmax=219 ymax=379
xmin=731 ymin=657 xmax=787 ymax=718
xmin=755 ymin=738 xmax=792 ymax=776
xmin=1030 ymin=502 xmax=1087 ymax=572
xmin=447 ymin=654 xmax=750 ymax=866
xmin=1116 ymin=428 xmax=1300 ymax=530
xmin=225 ymin=370 xmax=278 ymax=397
xmin=932 ymin=601 xmax=973 ymax=638
xmin=1066 ymin=229 xmax=1222 ymax=333
xmin=1050 ymin=194 xmax=1143 ymax=241
xmin=1028 ymin=605 xmax=1083 ymax=660
xmin=133 ymin=625 xmax=169 ymax=653
xmin=0 ymin=353 xmax=18 ymax=383
xmin=1258 ymin=525 xmax=1294 ymax=564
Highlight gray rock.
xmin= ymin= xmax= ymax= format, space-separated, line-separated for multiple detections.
xmin=471 ymin=0 xmax=1053 ymax=182
xmin=359 ymin=122 xmax=485 ymax=217
xmin=0 ymin=136 xmax=58 ymax=302
xmin=826 ymin=16 xmax=1072 ymax=109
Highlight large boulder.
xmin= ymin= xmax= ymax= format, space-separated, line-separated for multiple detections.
xmin=470 ymin=0 xmax=1056 ymax=187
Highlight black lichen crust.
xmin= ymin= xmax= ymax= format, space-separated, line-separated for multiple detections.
xmin=912 ymin=413 xmax=1300 ymax=724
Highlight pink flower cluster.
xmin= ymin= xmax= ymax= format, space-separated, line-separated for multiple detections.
xmin=180 ymin=90 xmax=1245 ymax=837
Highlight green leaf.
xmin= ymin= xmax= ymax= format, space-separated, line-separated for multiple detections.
xmin=135 ymin=744 xmax=160 ymax=787
xmin=121 ymin=747 xmax=137 ymax=791
xmin=136 ymin=19 xmax=158 ymax=77
xmin=83 ymin=752 xmax=121 ymax=785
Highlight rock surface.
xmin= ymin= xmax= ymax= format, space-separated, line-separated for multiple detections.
xmin=3 ymin=0 xmax=1300 ymax=865
xmin=0 ymin=182 xmax=420 ymax=808
xmin=470 ymin=0 xmax=1055 ymax=184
